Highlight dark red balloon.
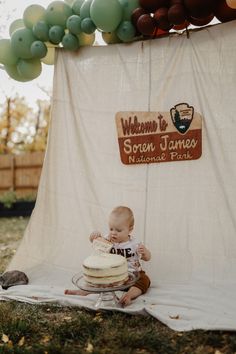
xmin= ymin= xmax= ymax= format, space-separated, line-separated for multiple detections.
xmin=154 ymin=7 xmax=168 ymax=20
xmin=154 ymin=27 xmax=170 ymax=36
xmin=214 ymin=0 xmax=236 ymax=23
xmin=157 ymin=28 xmax=169 ymax=35
xmin=168 ymin=4 xmax=187 ymax=24
xmin=188 ymin=13 xmax=214 ymax=26
xmin=137 ymin=14 xmax=156 ymax=35
xmin=184 ymin=0 xmax=215 ymax=18
xmin=131 ymin=7 xmax=148 ymax=26
xmin=154 ymin=8 xmax=173 ymax=30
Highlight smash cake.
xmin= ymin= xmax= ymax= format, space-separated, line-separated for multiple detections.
xmin=82 ymin=237 xmax=129 ymax=287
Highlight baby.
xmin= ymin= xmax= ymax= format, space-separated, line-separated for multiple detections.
xmin=65 ymin=206 xmax=151 ymax=306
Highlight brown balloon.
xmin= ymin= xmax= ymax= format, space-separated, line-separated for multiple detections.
xmin=173 ymin=19 xmax=190 ymax=30
xmin=137 ymin=14 xmax=156 ymax=35
xmin=214 ymin=0 xmax=236 ymax=22
xmin=188 ymin=13 xmax=214 ymax=26
xmin=184 ymin=0 xmax=215 ymax=18
xmin=131 ymin=7 xmax=148 ymax=26
xmin=168 ymin=4 xmax=187 ymax=24
xmin=139 ymin=0 xmax=159 ymax=12
xmin=154 ymin=7 xmax=168 ymax=23
xmin=170 ymin=0 xmax=184 ymax=4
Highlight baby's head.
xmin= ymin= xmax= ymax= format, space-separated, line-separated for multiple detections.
xmin=108 ymin=206 xmax=134 ymax=243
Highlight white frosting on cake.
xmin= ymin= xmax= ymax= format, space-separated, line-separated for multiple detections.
xmin=83 ymin=253 xmax=128 ymax=286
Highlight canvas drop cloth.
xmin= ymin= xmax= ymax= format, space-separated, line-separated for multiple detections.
xmin=1 ymin=21 xmax=236 ymax=331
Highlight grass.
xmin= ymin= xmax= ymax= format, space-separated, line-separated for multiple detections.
xmin=1 ymin=217 xmax=236 ymax=353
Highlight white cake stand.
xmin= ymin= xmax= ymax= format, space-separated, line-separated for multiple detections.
xmin=72 ymin=272 xmax=139 ymax=309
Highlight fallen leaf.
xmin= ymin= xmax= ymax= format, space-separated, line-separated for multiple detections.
xmin=63 ymin=316 xmax=72 ymax=321
xmin=18 ymin=336 xmax=25 ymax=346
xmin=1 ymin=334 xmax=9 ymax=343
xmin=86 ymin=342 xmax=94 ymax=353
xmin=169 ymin=315 xmax=180 ymax=320
xmin=7 ymin=340 xmax=13 ymax=348
xmin=215 ymin=351 xmax=223 ymax=354
xmin=41 ymin=335 xmax=51 ymax=344
xmin=93 ymin=312 xmax=103 ymax=322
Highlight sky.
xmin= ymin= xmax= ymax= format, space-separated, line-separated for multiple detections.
xmin=0 ymin=0 xmax=219 ymax=109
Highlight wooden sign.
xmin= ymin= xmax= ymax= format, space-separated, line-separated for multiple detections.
xmin=115 ymin=103 xmax=202 ymax=165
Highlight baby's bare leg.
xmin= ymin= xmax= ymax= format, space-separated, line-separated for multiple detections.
xmin=64 ymin=289 xmax=90 ymax=296
xmin=119 ymin=286 xmax=142 ymax=306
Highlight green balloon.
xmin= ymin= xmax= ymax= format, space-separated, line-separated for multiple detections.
xmin=23 ymin=5 xmax=46 ymax=29
xmin=62 ymin=33 xmax=79 ymax=50
xmin=77 ymin=32 xmax=95 ymax=46
xmin=9 ymin=19 xmax=25 ymax=36
xmin=64 ymin=0 xmax=74 ymax=5
xmin=80 ymin=0 xmax=93 ymax=20
xmin=118 ymin=0 xmax=139 ymax=20
xmin=90 ymin=0 xmax=123 ymax=32
xmin=11 ymin=28 xmax=36 ymax=59
xmin=4 ymin=63 xmax=29 ymax=82
xmin=33 ymin=21 xmax=49 ymax=41
xmin=31 ymin=41 xmax=48 ymax=58
xmin=49 ymin=25 xmax=65 ymax=44
xmin=66 ymin=15 xmax=82 ymax=34
xmin=46 ymin=1 xmax=73 ymax=28
xmin=0 ymin=39 xmax=18 ymax=65
xmin=102 ymin=31 xmax=122 ymax=44
xmin=116 ymin=21 xmax=135 ymax=42
xmin=17 ymin=58 xmax=42 ymax=80
xmin=81 ymin=18 xmax=96 ymax=34
xmin=72 ymin=0 xmax=85 ymax=15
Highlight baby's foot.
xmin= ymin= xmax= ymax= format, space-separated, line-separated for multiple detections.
xmin=119 ymin=293 xmax=132 ymax=307
xmin=64 ymin=289 xmax=89 ymax=296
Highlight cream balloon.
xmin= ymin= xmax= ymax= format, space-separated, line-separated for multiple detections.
xmin=23 ymin=5 xmax=46 ymax=29
xmin=9 ymin=19 xmax=25 ymax=36
xmin=41 ymin=45 xmax=55 ymax=65
xmin=77 ymin=32 xmax=95 ymax=46
xmin=226 ymin=0 xmax=236 ymax=9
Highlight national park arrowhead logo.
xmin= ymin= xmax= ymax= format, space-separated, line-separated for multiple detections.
xmin=170 ymin=103 xmax=194 ymax=134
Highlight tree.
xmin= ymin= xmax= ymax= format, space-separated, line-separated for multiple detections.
xmin=24 ymin=98 xmax=51 ymax=153
xmin=0 ymin=95 xmax=51 ymax=154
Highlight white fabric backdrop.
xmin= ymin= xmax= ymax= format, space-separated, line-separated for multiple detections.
xmin=1 ymin=21 xmax=236 ymax=331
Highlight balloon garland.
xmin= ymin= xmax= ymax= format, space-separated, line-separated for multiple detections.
xmin=0 ymin=0 xmax=236 ymax=82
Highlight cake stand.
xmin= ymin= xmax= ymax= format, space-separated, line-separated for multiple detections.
xmin=72 ymin=272 xmax=139 ymax=309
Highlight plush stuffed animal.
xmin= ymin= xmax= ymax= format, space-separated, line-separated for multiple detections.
xmin=0 ymin=270 xmax=29 ymax=290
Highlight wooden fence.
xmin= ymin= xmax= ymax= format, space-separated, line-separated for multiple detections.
xmin=0 ymin=152 xmax=45 ymax=197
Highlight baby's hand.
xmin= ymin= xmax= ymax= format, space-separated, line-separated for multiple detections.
xmin=137 ymin=243 xmax=151 ymax=261
xmin=89 ymin=231 xmax=102 ymax=243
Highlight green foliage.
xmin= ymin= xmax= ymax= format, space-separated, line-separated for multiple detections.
xmin=0 ymin=191 xmax=36 ymax=208
xmin=0 ymin=191 xmax=17 ymax=208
